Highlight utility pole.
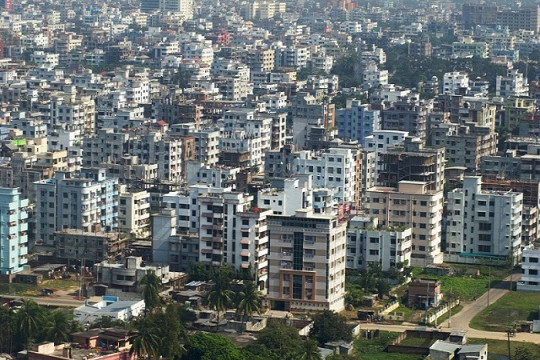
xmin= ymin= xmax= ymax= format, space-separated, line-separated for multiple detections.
xmin=448 ymin=287 xmax=453 ymax=328
xmin=487 ymin=265 xmax=491 ymax=307
xmin=425 ymin=281 xmax=430 ymax=325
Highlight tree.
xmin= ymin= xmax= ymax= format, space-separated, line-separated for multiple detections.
xmin=90 ymin=316 xmax=127 ymax=329
xmin=0 ymin=307 xmax=14 ymax=353
xmin=207 ymin=270 xmax=234 ymax=332
xmin=139 ymin=270 xmax=161 ymax=313
xmin=184 ymin=332 xmax=244 ymax=360
xmin=236 ymin=281 xmax=263 ymax=332
xmin=309 ymin=310 xmax=352 ymax=345
xmin=257 ymin=320 xmax=303 ymax=359
xmin=129 ymin=319 xmax=160 ymax=360
xmin=155 ymin=305 xmax=185 ymax=359
xmin=515 ymin=346 xmax=536 ymax=360
xmin=302 ymin=339 xmax=322 ymax=360
xmin=16 ymin=299 xmax=45 ymax=347
xmin=44 ymin=309 xmax=72 ymax=344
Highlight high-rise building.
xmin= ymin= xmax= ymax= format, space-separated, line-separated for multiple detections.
xmin=34 ymin=169 xmax=119 ymax=246
xmin=445 ymin=176 xmax=522 ymax=264
xmin=141 ymin=0 xmax=160 ymax=12
xmin=346 ymin=216 xmax=412 ymax=271
xmin=267 ymin=209 xmax=347 ymax=312
xmin=336 ymin=100 xmax=381 ymax=147
xmin=366 ymin=181 xmax=444 ymax=266
xmin=0 ymin=188 xmax=28 ymax=275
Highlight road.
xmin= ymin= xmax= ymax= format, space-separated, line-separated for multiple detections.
xmin=0 ymin=294 xmax=99 ymax=308
xmin=361 ymin=273 xmax=540 ymax=344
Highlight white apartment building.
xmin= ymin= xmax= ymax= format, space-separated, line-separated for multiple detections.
xmin=366 ymin=181 xmax=444 ymax=266
xmin=442 ymin=71 xmax=470 ymax=95
xmin=50 ymin=94 xmax=96 ymax=135
xmin=119 ymin=190 xmax=151 ymax=238
xmin=445 ymin=176 xmax=523 ymax=264
xmin=258 ymin=177 xmax=313 ymax=215
xmin=518 ymin=247 xmax=540 ymax=292
xmin=162 ymin=186 xmax=270 ymax=287
xmin=267 ymin=209 xmax=346 ymax=312
xmin=294 ymin=147 xmax=358 ymax=206
xmin=496 ymin=68 xmax=529 ymax=98
xmin=185 ymin=161 xmax=240 ymax=187
xmin=220 ymin=109 xmax=272 ymax=170
xmin=346 ymin=216 xmax=412 ymax=271
xmin=31 ymin=51 xmax=59 ymax=67
xmin=362 ymin=64 xmax=389 ymax=90
xmin=34 ymin=169 xmax=119 ymax=246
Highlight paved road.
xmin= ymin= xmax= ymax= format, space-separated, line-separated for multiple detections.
xmin=446 ymin=274 xmax=514 ymax=330
xmin=361 ymin=273 xmax=540 ymax=344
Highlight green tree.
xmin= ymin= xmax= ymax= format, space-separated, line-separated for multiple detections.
xmin=257 ymin=320 xmax=303 ymax=359
xmin=43 ymin=309 xmax=72 ymax=344
xmin=90 ymin=316 xmax=127 ymax=329
xmin=302 ymin=339 xmax=322 ymax=360
xmin=241 ymin=343 xmax=280 ymax=360
xmin=184 ymin=332 xmax=244 ymax=360
xmin=309 ymin=310 xmax=352 ymax=345
xmin=155 ymin=305 xmax=185 ymax=359
xmin=515 ymin=346 xmax=536 ymax=360
xmin=208 ymin=270 xmax=234 ymax=332
xmin=16 ymin=299 xmax=45 ymax=347
xmin=0 ymin=307 xmax=14 ymax=353
xmin=236 ymin=281 xmax=263 ymax=332
xmin=128 ymin=319 xmax=160 ymax=360
xmin=139 ymin=270 xmax=162 ymax=313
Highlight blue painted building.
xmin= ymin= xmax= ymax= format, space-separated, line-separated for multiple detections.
xmin=0 ymin=188 xmax=29 ymax=275
xmin=336 ymin=100 xmax=380 ymax=146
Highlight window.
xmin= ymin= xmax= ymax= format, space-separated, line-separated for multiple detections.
xmin=529 ymin=269 xmax=538 ymax=275
xmin=530 ymin=257 xmax=539 ymax=263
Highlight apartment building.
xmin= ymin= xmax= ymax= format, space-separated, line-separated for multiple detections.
xmin=346 ymin=216 xmax=412 ymax=271
xmin=431 ymin=122 xmax=497 ymax=172
xmin=365 ymin=181 xmax=444 ymax=266
xmin=34 ymin=169 xmax=119 ymax=246
xmin=152 ymin=208 xmax=199 ymax=272
xmin=445 ymin=177 xmax=522 ymax=264
xmin=518 ymin=247 xmax=540 ymax=292
xmin=267 ymin=209 xmax=347 ymax=312
xmin=0 ymin=188 xmax=28 ymax=275
xmin=381 ymin=96 xmax=428 ymax=140
xmin=496 ymin=69 xmax=529 ymax=99
xmin=119 ymin=190 xmax=151 ymax=238
xmin=55 ymin=229 xmax=128 ymax=265
xmin=293 ymin=147 xmax=359 ymax=206
xmin=442 ymin=72 xmax=469 ymax=95
xmin=336 ymin=100 xmax=381 ymax=146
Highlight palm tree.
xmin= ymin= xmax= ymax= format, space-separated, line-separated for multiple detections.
xmin=16 ymin=299 xmax=44 ymax=347
xmin=128 ymin=326 xmax=160 ymax=359
xmin=207 ymin=273 xmax=233 ymax=332
xmin=236 ymin=281 xmax=263 ymax=333
xmin=138 ymin=270 xmax=161 ymax=314
xmin=44 ymin=309 xmax=71 ymax=344
xmin=302 ymin=339 xmax=322 ymax=360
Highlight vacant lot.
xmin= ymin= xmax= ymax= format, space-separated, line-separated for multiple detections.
xmin=412 ymin=265 xmax=509 ymax=301
xmin=469 ymin=291 xmax=540 ymax=332
xmin=354 ymin=331 xmax=425 ymax=360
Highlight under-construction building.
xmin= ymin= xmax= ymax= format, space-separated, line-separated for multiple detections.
xmin=378 ymin=137 xmax=445 ymax=191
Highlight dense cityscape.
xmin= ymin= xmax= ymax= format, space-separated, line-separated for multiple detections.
xmin=0 ymin=0 xmax=539 ymax=359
